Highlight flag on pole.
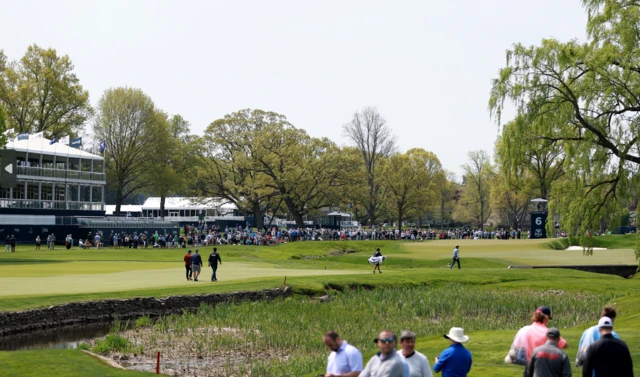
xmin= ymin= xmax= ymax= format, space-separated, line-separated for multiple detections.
xmin=31 ymin=131 xmax=44 ymax=139
xmin=17 ymin=132 xmax=29 ymax=141
xmin=60 ymin=135 xmax=70 ymax=146
xmin=99 ymin=140 xmax=106 ymax=153
xmin=49 ymin=135 xmax=57 ymax=145
xmin=71 ymin=137 xmax=82 ymax=148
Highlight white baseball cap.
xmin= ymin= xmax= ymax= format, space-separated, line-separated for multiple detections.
xmin=598 ymin=316 xmax=613 ymax=328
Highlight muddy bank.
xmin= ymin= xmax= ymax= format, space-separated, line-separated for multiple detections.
xmin=0 ymin=287 xmax=291 ymax=337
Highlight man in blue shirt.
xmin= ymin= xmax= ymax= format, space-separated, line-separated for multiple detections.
xmin=576 ymin=306 xmax=619 ymax=367
xmin=323 ymin=330 xmax=363 ymax=377
xmin=450 ymin=246 xmax=461 ymax=270
xmin=433 ymin=327 xmax=472 ymax=377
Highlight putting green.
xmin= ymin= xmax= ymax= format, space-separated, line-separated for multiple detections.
xmin=0 ymin=261 xmax=177 ymax=278
xmin=401 ymin=239 xmax=637 ymax=265
xmin=0 ymin=262 xmax=366 ymax=297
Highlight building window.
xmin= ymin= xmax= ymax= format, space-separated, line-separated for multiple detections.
xmin=27 ymin=183 xmax=39 ymax=200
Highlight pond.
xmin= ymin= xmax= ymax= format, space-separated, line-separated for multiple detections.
xmin=0 ymin=323 xmax=111 ymax=351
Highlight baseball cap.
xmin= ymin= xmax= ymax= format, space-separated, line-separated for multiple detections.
xmin=536 ymin=306 xmax=552 ymax=319
xmin=598 ymin=316 xmax=613 ymax=328
xmin=547 ymin=327 xmax=560 ymax=338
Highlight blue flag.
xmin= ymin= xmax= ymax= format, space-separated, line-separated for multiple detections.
xmin=99 ymin=140 xmax=106 ymax=153
xmin=71 ymin=137 xmax=83 ymax=148
xmin=49 ymin=136 xmax=57 ymax=145
xmin=17 ymin=132 xmax=29 ymax=141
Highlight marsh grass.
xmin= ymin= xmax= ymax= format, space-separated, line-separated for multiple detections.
xmin=118 ymin=284 xmax=612 ymax=376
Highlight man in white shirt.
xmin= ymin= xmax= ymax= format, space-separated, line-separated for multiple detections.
xmin=399 ymin=331 xmax=433 ymax=377
xmin=323 ymin=330 xmax=363 ymax=377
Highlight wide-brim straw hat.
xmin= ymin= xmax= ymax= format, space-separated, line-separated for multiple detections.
xmin=444 ymin=327 xmax=469 ymax=343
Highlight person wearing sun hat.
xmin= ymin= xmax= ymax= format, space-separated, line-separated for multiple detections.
xmin=432 ymin=327 xmax=472 ymax=377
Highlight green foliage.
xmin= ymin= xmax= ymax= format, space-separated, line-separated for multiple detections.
xmin=116 ymin=284 xmax=611 ymax=376
xmin=454 ymin=150 xmax=494 ymax=228
xmin=76 ymin=342 xmax=90 ymax=351
xmin=0 ymin=44 xmax=92 ymax=136
xmin=489 ymin=2 xmax=640 ymax=253
xmin=0 ymin=105 xmax=7 ymax=149
xmin=91 ymin=333 xmax=136 ymax=355
xmin=93 ymin=87 xmax=160 ymax=214
xmin=134 ymin=315 xmax=152 ymax=328
xmin=381 ymin=149 xmax=441 ymax=231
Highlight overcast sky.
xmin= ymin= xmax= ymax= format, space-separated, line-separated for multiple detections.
xmin=1 ymin=0 xmax=587 ymax=177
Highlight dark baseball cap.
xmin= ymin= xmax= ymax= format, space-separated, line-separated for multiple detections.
xmin=536 ymin=306 xmax=552 ymax=319
xmin=547 ymin=327 xmax=560 ymax=338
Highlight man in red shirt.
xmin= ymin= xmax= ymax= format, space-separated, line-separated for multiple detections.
xmin=184 ymin=250 xmax=193 ymax=281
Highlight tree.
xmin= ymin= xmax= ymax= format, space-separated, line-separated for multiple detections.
xmin=93 ymin=87 xmax=159 ymax=215
xmin=199 ymin=109 xmax=282 ymax=229
xmin=0 ymin=105 xmax=7 ymax=149
xmin=498 ymin=118 xmax=565 ymax=200
xmin=147 ymin=113 xmax=195 ymax=219
xmin=380 ymin=152 xmax=429 ymax=232
xmin=0 ymin=45 xmax=92 ymax=136
xmin=489 ymin=0 xmax=640 ymax=238
xmin=253 ymin=124 xmax=357 ymax=228
xmin=434 ymin=170 xmax=457 ymax=226
xmin=406 ymin=148 xmax=443 ymax=227
xmin=490 ymin=169 xmax=535 ymax=229
xmin=457 ymin=150 xmax=493 ymax=229
xmin=343 ymin=107 xmax=395 ymax=225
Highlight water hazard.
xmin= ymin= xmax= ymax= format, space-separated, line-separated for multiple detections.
xmin=0 ymin=323 xmax=111 ymax=351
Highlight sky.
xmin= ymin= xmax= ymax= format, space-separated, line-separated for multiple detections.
xmin=1 ymin=0 xmax=588 ymax=177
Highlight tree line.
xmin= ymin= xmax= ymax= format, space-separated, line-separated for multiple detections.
xmin=2 ymin=0 xmax=639 ymax=243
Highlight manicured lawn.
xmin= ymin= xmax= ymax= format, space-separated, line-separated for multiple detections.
xmin=0 ymin=235 xmax=637 ymax=376
xmin=0 ymin=349 xmax=152 ymax=376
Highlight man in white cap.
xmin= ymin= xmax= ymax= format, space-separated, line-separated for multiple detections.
xmin=399 ymin=330 xmax=433 ymax=377
xmin=433 ymin=327 xmax=472 ymax=377
xmin=526 ymin=327 xmax=571 ymax=377
xmin=575 ymin=306 xmax=619 ymax=367
xmin=582 ymin=317 xmax=633 ymax=377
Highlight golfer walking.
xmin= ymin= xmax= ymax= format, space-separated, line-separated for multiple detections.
xmin=183 ymin=249 xmax=193 ymax=281
xmin=208 ymin=247 xmax=222 ymax=282
xmin=190 ymin=249 xmax=203 ymax=282
xmin=450 ymin=245 xmax=460 ymax=269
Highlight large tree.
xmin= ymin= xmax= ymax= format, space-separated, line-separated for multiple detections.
xmin=93 ymin=87 xmax=159 ymax=215
xmin=456 ymin=150 xmax=494 ymax=229
xmin=199 ymin=109 xmax=282 ymax=229
xmin=147 ymin=113 xmax=195 ymax=218
xmin=380 ymin=151 xmax=430 ymax=232
xmin=343 ymin=107 xmax=395 ymax=226
xmin=406 ymin=148 xmax=443 ymax=227
xmin=498 ymin=118 xmax=565 ymax=200
xmin=489 ymin=0 xmax=640 ymax=236
xmin=254 ymin=124 xmax=357 ymax=228
xmin=0 ymin=45 xmax=92 ymax=136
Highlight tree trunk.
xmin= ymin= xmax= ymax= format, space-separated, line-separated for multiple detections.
xmin=282 ymin=196 xmax=305 ymax=228
xmin=252 ymin=201 xmax=265 ymax=230
xmin=115 ymin=187 xmax=123 ymax=216
xmin=397 ymin=207 xmax=403 ymax=233
xmin=160 ymin=195 xmax=166 ymax=220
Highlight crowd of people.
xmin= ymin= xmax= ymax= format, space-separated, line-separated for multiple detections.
xmin=322 ymin=306 xmax=633 ymax=377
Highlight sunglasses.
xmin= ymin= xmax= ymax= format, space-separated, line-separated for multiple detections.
xmin=377 ymin=337 xmax=395 ymax=344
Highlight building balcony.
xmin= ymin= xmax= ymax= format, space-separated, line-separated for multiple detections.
xmin=0 ymin=199 xmax=104 ymax=211
xmin=17 ymin=166 xmax=106 ymax=182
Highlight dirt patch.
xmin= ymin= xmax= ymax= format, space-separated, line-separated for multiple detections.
xmin=88 ymin=327 xmax=289 ymax=377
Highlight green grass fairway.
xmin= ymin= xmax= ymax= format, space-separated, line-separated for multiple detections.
xmin=0 ymin=262 xmax=365 ymax=296
xmin=0 ymin=235 xmax=638 ymax=376
xmin=0 ymin=236 xmax=636 ymax=310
